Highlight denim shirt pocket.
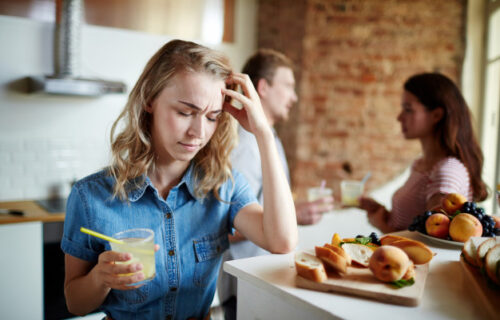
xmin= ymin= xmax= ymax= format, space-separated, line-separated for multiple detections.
xmin=193 ymin=232 xmax=229 ymax=287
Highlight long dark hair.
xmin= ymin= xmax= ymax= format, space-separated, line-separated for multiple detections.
xmin=404 ymin=73 xmax=488 ymax=201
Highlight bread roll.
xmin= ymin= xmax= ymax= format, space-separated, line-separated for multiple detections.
xmin=324 ymin=243 xmax=352 ymax=266
xmin=294 ymin=251 xmax=327 ymax=283
xmin=315 ymin=246 xmax=348 ymax=274
xmin=341 ymin=243 xmax=372 ymax=267
xmin=462 ymin=236 xmax=489 ymax=267
xmin=484 ymin=244 xmax=500 ymax=285
xmin=476 ymin=237 xmax=500 ymax=267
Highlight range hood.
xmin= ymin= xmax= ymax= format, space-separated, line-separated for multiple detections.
xmin=28 ymin=0 xmax=126 ymax=96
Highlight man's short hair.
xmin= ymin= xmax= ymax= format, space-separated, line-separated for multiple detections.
xmin=242 ymin=49 xmax=294 ymax=89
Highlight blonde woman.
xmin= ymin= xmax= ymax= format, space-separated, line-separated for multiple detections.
xmin=61 ymin=40 xmax=297 ymax=319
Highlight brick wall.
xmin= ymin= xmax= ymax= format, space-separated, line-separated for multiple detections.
xmin=257 ymin=0 xmax=466 ymax=200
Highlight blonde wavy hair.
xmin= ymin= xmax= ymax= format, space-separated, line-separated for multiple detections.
xmin=109 ymin=39 xmax=236 ymax=201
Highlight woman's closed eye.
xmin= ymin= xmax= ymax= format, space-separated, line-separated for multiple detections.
xmin=178 ymin=110 xmax=192 ymax=117
xmin=207 ymin=110 xmax=222 ymax=122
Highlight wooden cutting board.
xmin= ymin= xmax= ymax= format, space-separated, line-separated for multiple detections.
xmin=459 ymin=257 xmax=500 ymax=320
xmin=296 ymin=263 xmax=429 ymax=306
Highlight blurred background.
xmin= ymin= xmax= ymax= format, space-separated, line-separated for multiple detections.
xmin=0 ymin=1 xmax=499 ymax=319
xmin=0 ymin=0 xmax=498 ymax=212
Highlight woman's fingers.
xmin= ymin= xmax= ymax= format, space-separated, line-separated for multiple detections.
xmin=97 ymin=250 xmax=146 ymax=290
xmin=227 ymin=73 xmax=255 ymax=98
xmin=222 ymin=87 xmax=253 ymax=109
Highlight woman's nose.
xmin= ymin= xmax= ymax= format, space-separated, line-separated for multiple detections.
xmin=188 ymin=116 xmax=204 ymax=138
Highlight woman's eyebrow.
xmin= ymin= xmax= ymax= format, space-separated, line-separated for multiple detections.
xmin=179 ymin=100 xmax=222 ymax=114
xmin=179 ymin=100 xmax=202 ymax=111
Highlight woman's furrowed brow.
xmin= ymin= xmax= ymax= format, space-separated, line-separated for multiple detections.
xmin=179 ymin=100 xmax=222 ymax=114
xmin=179 ymin=100 xmax=202 ymax=111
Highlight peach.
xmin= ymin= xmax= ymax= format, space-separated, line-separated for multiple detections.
xmin=425 ymin=213 xmax=450 ymax=239
xmin=492 ymin=215 xmax=500 ymax=229
xmin=449 ymin=213 xmax=483 ymax=242
xmin=441 ymin=193 xmax=467 ymax=215
xmin=369 ymin=246 xmax=410 ymax=282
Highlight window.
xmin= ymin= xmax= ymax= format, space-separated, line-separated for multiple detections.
xmin=481 ymin=0 xmax=500 ymax=213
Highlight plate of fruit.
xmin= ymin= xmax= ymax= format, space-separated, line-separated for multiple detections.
xmin=408 ymin=193 xmax=500 ymax=248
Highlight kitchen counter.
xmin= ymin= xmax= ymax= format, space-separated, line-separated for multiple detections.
xmin=0 ymin=200 xmax=64 ymax=224
xmin=224 ymin=208 xmax=492 ymax=320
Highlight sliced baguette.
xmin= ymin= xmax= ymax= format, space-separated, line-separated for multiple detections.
xmin=380 ymin=234 xmax=408 ymax=246
xmin=388 ymin=239 xmax=434 ymax=265
xmin=462 ymin=237 xmax=480 ymax=266
xmin=341 ymin=243 xmax=373 ymax=267
xmin=476 ymin=237 xmax=500 ymax=267
xmin=315 ymin=246 xmax=347 ymax=274
xmin=324 ymin=243 xmax=352 ymax=266
xmin=462 ymin=236 xmax=490 ymax=267
xmin=484 ymin=244 xmax=500 ymax=285
xmin=294 ymin=251 xmax=327 ymax=283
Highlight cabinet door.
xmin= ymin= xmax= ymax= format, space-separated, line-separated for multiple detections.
xmin=0 ymin=221 xmax=43 ymax=320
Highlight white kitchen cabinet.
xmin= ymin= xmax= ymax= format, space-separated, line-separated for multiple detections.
xmin=0 ymin=221 xmax=43 ymax=320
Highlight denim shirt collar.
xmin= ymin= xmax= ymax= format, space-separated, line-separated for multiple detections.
xmin=127 ymin=162 xmax=197 ymax=202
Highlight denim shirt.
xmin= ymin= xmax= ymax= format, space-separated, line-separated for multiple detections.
xmin=61 ymin=164 xmax=257 ymax=319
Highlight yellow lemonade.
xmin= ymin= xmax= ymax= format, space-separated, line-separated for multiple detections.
xmin=340 ymin=180 xmax=364 ymax=207
xmin=110 ymin=229 xmax=156 ymax=284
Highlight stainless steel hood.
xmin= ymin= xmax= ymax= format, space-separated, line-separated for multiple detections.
xmin=27 ymin=0 xmax=126 ymax=96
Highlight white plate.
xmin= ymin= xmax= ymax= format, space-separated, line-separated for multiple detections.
xmin=416 ymin=231 xmax=464 ymax=248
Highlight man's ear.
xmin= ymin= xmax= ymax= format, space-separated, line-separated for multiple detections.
xmin=256 ymin=78 xmax=269 ymax=97
xmin=432 ymin=107 xmax=444 ymax=123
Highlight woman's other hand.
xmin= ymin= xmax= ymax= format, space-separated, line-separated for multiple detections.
xmin=358 ymin=197 xmax=383 ymax=214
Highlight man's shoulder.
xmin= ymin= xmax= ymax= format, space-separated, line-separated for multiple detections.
xmin=237 ymin=126 xmax=257 ymax=144
xmin=233 ymin=127 xmax=259 ymax=158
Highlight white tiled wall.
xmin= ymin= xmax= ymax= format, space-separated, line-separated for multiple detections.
xmin=0 ymin=137 xmax=109 ymax=200
xmin=0 ymin=1 xmax=257 ymax=202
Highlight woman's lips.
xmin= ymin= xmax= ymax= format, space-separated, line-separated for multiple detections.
xmin=179 ymin=142 xmax=199 ymax=152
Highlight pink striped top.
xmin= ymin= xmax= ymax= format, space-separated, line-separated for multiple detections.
xmin=390 ymin=157 xmax=473 ymax=230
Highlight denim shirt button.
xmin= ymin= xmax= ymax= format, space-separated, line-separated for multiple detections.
xmin=166 ymin=315 xmax=172 ymax=320
xmin=216 ymin=245 xmax=221 ymax=253
xmin=168 ymin=249 xmax=175 ymax=256
xmin=166 ymin=212 xmax=172 ymax=219
xmin=170 ymin=287 xmax=177 ymax=292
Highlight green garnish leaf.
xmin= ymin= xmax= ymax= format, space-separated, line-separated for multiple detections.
xmin=450 ymin=211 xmax=460 ymax=219
xmin=390 ymin=278 xmax=415 ymax=288
xmin=354 ymin=236 xmax=371 ymax=245
xmin=340 ymin=236 xmax=373 ymax=247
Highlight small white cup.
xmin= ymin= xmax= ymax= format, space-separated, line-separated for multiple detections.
xmin=340 ymin=180 xmax=364 ymax=207
xmin=110 ymin=228 xmax=156 ymax=285
xmin=307 ymin=187 xmax=333 ymax=202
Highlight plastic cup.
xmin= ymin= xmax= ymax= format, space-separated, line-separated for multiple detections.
xmin=340 ymin=180 xmax=364 ymax=207
xmin=307 ymin=187 xmax=333 ymax=202
xmin=110 ymin=228 xmax=156 ymax=285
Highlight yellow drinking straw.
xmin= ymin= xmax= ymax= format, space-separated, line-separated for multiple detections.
xmin=80 ymin=227 xmax=124 ymax=244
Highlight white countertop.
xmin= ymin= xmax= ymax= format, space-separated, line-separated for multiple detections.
xmin=224 ymin=209 xmax=491 ymax=320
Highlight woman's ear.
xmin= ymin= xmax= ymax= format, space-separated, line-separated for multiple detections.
xmin=144 ymin=104 xmax=153 ymax=113
xmin=432 ymin=107 xmax=444 ymax=123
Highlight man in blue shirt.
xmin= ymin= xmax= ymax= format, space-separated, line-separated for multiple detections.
xmin=217 ymin=49 xmax=334 ymax=320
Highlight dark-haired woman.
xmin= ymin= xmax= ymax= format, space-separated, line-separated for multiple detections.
xmin=359 ymin=73 xmax=488 ymax=233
